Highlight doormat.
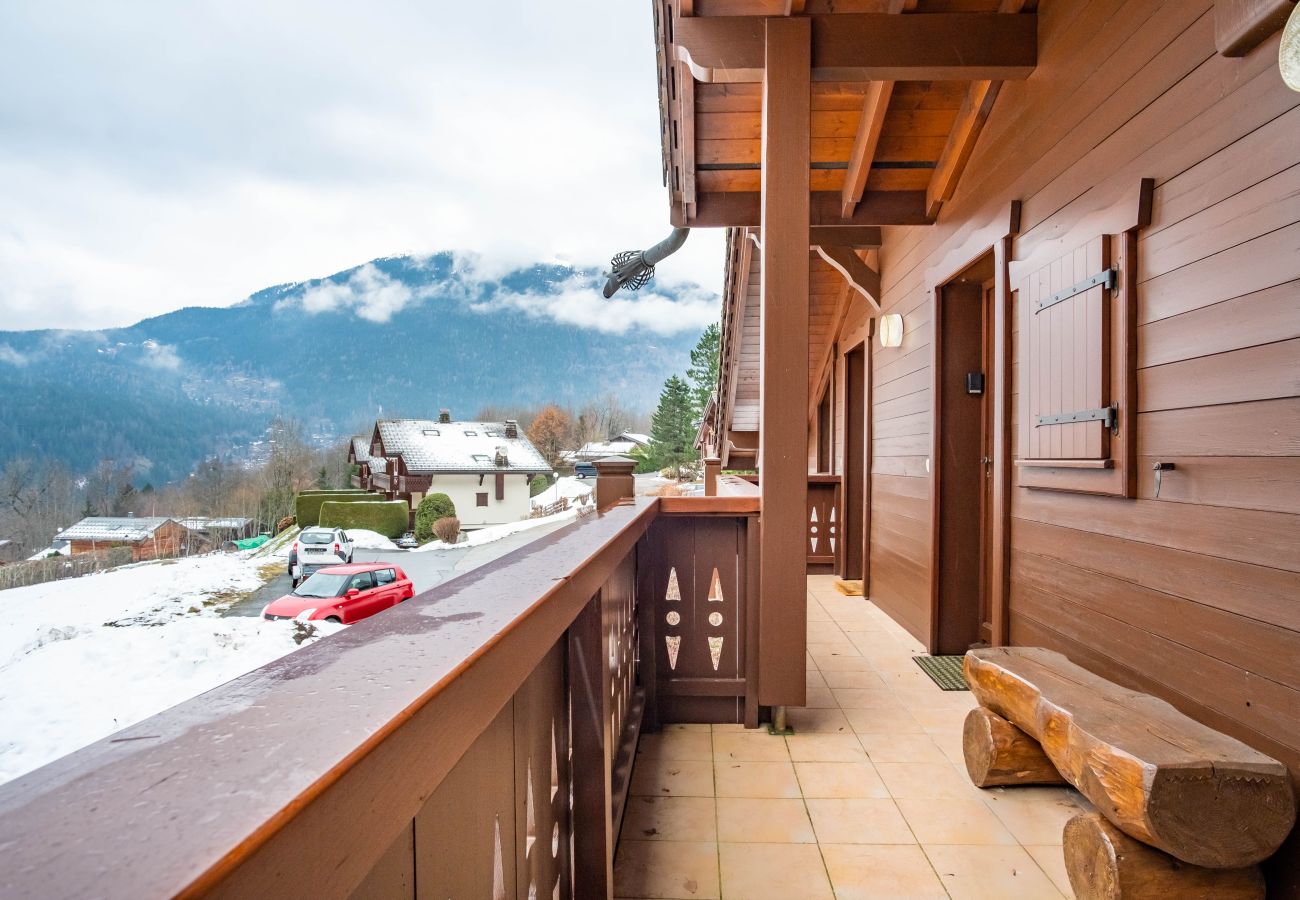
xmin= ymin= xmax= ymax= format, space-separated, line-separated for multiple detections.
xmin=834 ymin=579 xmax=864 ymax=596
xmin=912 ymin=655 xmax=969 ymax=691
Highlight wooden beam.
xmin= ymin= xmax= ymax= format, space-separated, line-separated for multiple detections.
xmin=679 ymin=190 xmax=931 ymax=227
xmin=783 ymin=0 xmax=805 ymax=13
xmin=813 ymin=245 xmax=881 ymax=310
xmin=675 ymin=14 xmax=1037 ymax=83
xmin=758 ymin=15 xmax=809 ymax=709
xmin=809 ymin=226 xmax=881 ymax=247
xmin=925 ymin=79 xmax=1001 ymax=219
xmin=676 ymin=60 xmax=697 ymax=208
xmin=1216 ymin=0 xmax=1294 ymax=56
xmin=923 ymin=0 xmax=1033 ymax=219
xmin=840 ymin=81 xmax=893 ymax=218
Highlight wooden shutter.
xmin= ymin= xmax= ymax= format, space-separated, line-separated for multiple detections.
xmin=1023 ymin=236 xmax=1112 ymax=462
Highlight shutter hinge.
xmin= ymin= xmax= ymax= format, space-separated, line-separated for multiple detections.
xmin=1034 ymin=268 xmax=1117 ymax=313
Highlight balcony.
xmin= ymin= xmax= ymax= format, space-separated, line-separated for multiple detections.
xmin=0 ymin=460 xmax=1090 ymax=898
xmin=613 ymin=574 xmax=1085 ymax=899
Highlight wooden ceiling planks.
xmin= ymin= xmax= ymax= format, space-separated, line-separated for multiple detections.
xmin=658 ymin=0 xmax=1035 ymax=226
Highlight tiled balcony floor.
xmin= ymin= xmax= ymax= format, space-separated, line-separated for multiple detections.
xmin=613 ymin=575 xmax=1091 ymax=899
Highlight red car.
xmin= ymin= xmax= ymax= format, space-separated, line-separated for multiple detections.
xmin=262 ymin=563 xmax=414 ymax=624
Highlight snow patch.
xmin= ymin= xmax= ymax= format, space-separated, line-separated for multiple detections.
xmin=413 ymin=507 xmax=581 ymax=552
xmin=345 ymin=529 xmax=398 ymax=551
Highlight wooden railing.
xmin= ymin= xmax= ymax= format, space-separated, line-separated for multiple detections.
xmin=0 ymin=494 xmax=760 ymax=898
xmin=807 ymin=474 xmax=840 ymax=571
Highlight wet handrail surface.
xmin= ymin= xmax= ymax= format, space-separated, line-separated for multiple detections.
xmin=0 ymin=498 xmax=659 ymax=899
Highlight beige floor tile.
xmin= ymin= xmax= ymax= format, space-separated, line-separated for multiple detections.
xmin=614 ymin=839 xmax=720 ymax=899
xmin=809 ymin=644 xmax=863 ymax=662
xmin=786 ymin=706 xmax=853 ymax=734
xmin=875 ymin=762 xmax=982 ymax=800
xmin=638 ymin=729 xmax=715 ymax=761
xmin=896 ymin=797 xmax=1017 ymax=845
xmin=785 ymin=733 xmax=868 ymax=762
xmin=808 ymin=622 xmax=848 ymax=642
xmin=923 ymin=844 xmax=1064 ymax=900
xmin=716 ymin=798 xmax=816 ymax=843
xmin=857 ymin=733 xmax=949 ymax=765
xmin=821 ymin=844 xmax=948 ymax=900
xmin=1025 ymin=844 xmax=1075 ymax=898
xmin=665 ymin=723 xmax=712 ymax=732
xmin=709 ymin=722 xmax=746 ymax=733
xmin=805 ymin=686 xmax=840 ymax=708
xmin=979 ymin=786 xmax=1088 ymax=845
xmin=717 ymin=842 xmax=835 ymax=899
xmin=844 ymin=706 xmax=926 ymax=735
xmin=715 ymin=760 xmax=802 ymax=798
xmin=795 ymin=762 xmax=889 ymax=799
xmin=806 ymin=798 xmax=916 ymax=844
xmin=713 ymin=730 xmax=790 ymax=762
xmin=621 ymin=796 xmax=718 ymax=843
xmin=910 ymin=705 xmax=975 ymax=734
xmin=832 ymin=687 xmax=908 ymax=710
xmin=820 ymin=669 xmax=887 ymax=689
xmin=812 ymin=653 xmax=877 ymax=672
xmin=630 ymin=757 xmax=715 ymax=798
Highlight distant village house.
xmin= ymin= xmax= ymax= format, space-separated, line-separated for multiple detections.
xmin=347 ymin=436 xmax=374 ymax=491
xmin=565 ymin=431 xmax=651 ymax=463
xmin=366 ymin=412 xmax=553 ymax=528
xmin=58 ymin=516 xmax=188 ymax=562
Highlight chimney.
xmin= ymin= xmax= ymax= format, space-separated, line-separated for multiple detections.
xmin=495 ymin=446 xmax=509 ymax=467
xmin=439 ymin=409 xmax=451 ymax=424
xmin=504 ymin=419 xmax=518 ymax=439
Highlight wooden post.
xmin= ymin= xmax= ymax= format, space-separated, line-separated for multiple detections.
xmin=593 ymin=456 xmax=636 ymax=511
xmin=758 ymin=16 xmax=810 ymax=708
xmin=704 ymin=457 xmax=721 ymax=496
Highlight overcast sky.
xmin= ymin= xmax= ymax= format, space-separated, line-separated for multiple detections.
xmin=0 ymin=2 xmax=724 ymax=332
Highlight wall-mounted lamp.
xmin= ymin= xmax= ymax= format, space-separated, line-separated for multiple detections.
xmin=879 ymin=313 xmax=904 ymax=348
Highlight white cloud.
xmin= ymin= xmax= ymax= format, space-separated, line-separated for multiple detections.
xmin=287 ymin=264 xmax=416 ymax=323
xmin=0 ymin=345 xmax=28 ymax=366
xmin=483 ymin=276 xmax=720 ymax=336
xmin=139 ymin=340 xmax=182 ymax=371
xmin=0 ymin=2 xmax=726 ymax=332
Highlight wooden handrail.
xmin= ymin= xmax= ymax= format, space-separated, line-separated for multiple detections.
xmin=0 ymin=500 xmax=661 ymax=898
xmin=716 ymin=474 xmax=760 ymax=497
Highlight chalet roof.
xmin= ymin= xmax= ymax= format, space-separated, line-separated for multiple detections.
xmin=59 ymin=517 xmax=177 ymax=543
xmin=374 ymin=419 xmax=551 ymax=475
xmin=350 ymin=436 xmax=372 ymax=464
xmin=615 ymin=432 xmax=651 ymax=445
xmin=178 ymin=517 xmax=254 ymax=531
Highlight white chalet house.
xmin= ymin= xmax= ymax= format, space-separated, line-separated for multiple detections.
xmin=367 ymin=413 xmax=553 ymax=528
xmin=566 ymin=431 xmax=651 ymax=463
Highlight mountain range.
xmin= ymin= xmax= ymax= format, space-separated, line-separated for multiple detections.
xmin=0 ymin=254 xmax=715 ymax=484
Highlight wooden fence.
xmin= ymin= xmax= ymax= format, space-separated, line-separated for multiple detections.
xmin=0 ymin=547 xmax=135 ymax=592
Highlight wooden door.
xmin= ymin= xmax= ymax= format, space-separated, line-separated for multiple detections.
xmin=932 ymin=282 xmax=989 ymax=655
xmin=977 ymin=280 xmax=996 ymax=645
xmin=842 ymin=345 xmax=867 ymax=581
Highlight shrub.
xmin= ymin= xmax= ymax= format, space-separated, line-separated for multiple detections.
xmin=529 ymin=474 xmax=552 ymax=497
xmin=275 ymin=515 xmax=296 ymax=535
xmin=295 ymin=492 xmax=383 ymax=527
xmin=318 ymin=500 xmax=409 ymax=538
xmin=432 ymin=516 xmax=461 ymax=544
xmin=415 ymin=493 xmax=457 ymax=542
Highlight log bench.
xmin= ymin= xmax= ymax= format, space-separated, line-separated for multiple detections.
xmin=961 ymin=647 xmax=1295 ymax=898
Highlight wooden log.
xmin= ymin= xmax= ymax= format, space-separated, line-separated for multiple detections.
xmin=1064 ymin=812 xmax=1266 ymax=900
xmin=963 ymin=647 xmax=1296 ymax=868
xmin=962 ymin=707 xmax=1067 ymax=787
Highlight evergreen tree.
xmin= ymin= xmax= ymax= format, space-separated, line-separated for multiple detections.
xmin=686 ymin=323 xmax=721 ymax=418
xmin=648 ymin=376 xmax=696 ymax=476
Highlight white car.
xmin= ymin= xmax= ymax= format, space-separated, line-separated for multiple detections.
xmin=289 ymin=526 xmax=355 ymax=586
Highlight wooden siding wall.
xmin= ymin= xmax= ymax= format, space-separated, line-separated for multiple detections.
xmin=828 ymin=1 xmax=1299 ymax=885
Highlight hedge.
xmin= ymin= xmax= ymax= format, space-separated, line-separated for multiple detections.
xmin=318 ymin=500 xmax=409 ymax=538
xmin=298 ymin=489 xmax=371 ymax=496
xmin=295 ymin=492 xmax=385 ymax=527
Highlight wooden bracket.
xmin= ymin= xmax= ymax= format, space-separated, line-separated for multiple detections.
xmin=813 ymin=244 xmax=881 ymax=310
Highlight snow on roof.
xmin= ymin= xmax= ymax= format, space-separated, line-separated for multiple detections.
xmin=350 ymin=436 xmax=372 ymax=463
xmin=178 ymin=517 xmax=253 ymax=531
xmin=375 ymin=419 xmax=551 ymax=474
xmin=617 ymin=432 xmax=651 ymax=445
xmin=59 ymin=517 xmax=177 ymax=543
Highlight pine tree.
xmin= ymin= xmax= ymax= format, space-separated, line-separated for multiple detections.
xmin=686 ymin=323 xmax=721 ymax=418
xmin=648 ymin=376 xmax=696 ymax=477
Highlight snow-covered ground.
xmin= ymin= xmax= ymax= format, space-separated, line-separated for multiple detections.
xmin=0 ymin=554 xmax=340 ymax=786
xmin=530 ymin=475 xmax=593 ymax=509
xmin=414 ymin=505 xmax=588 ymax=552
xmin=345 ymin=529 xmax=397 ymax=550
